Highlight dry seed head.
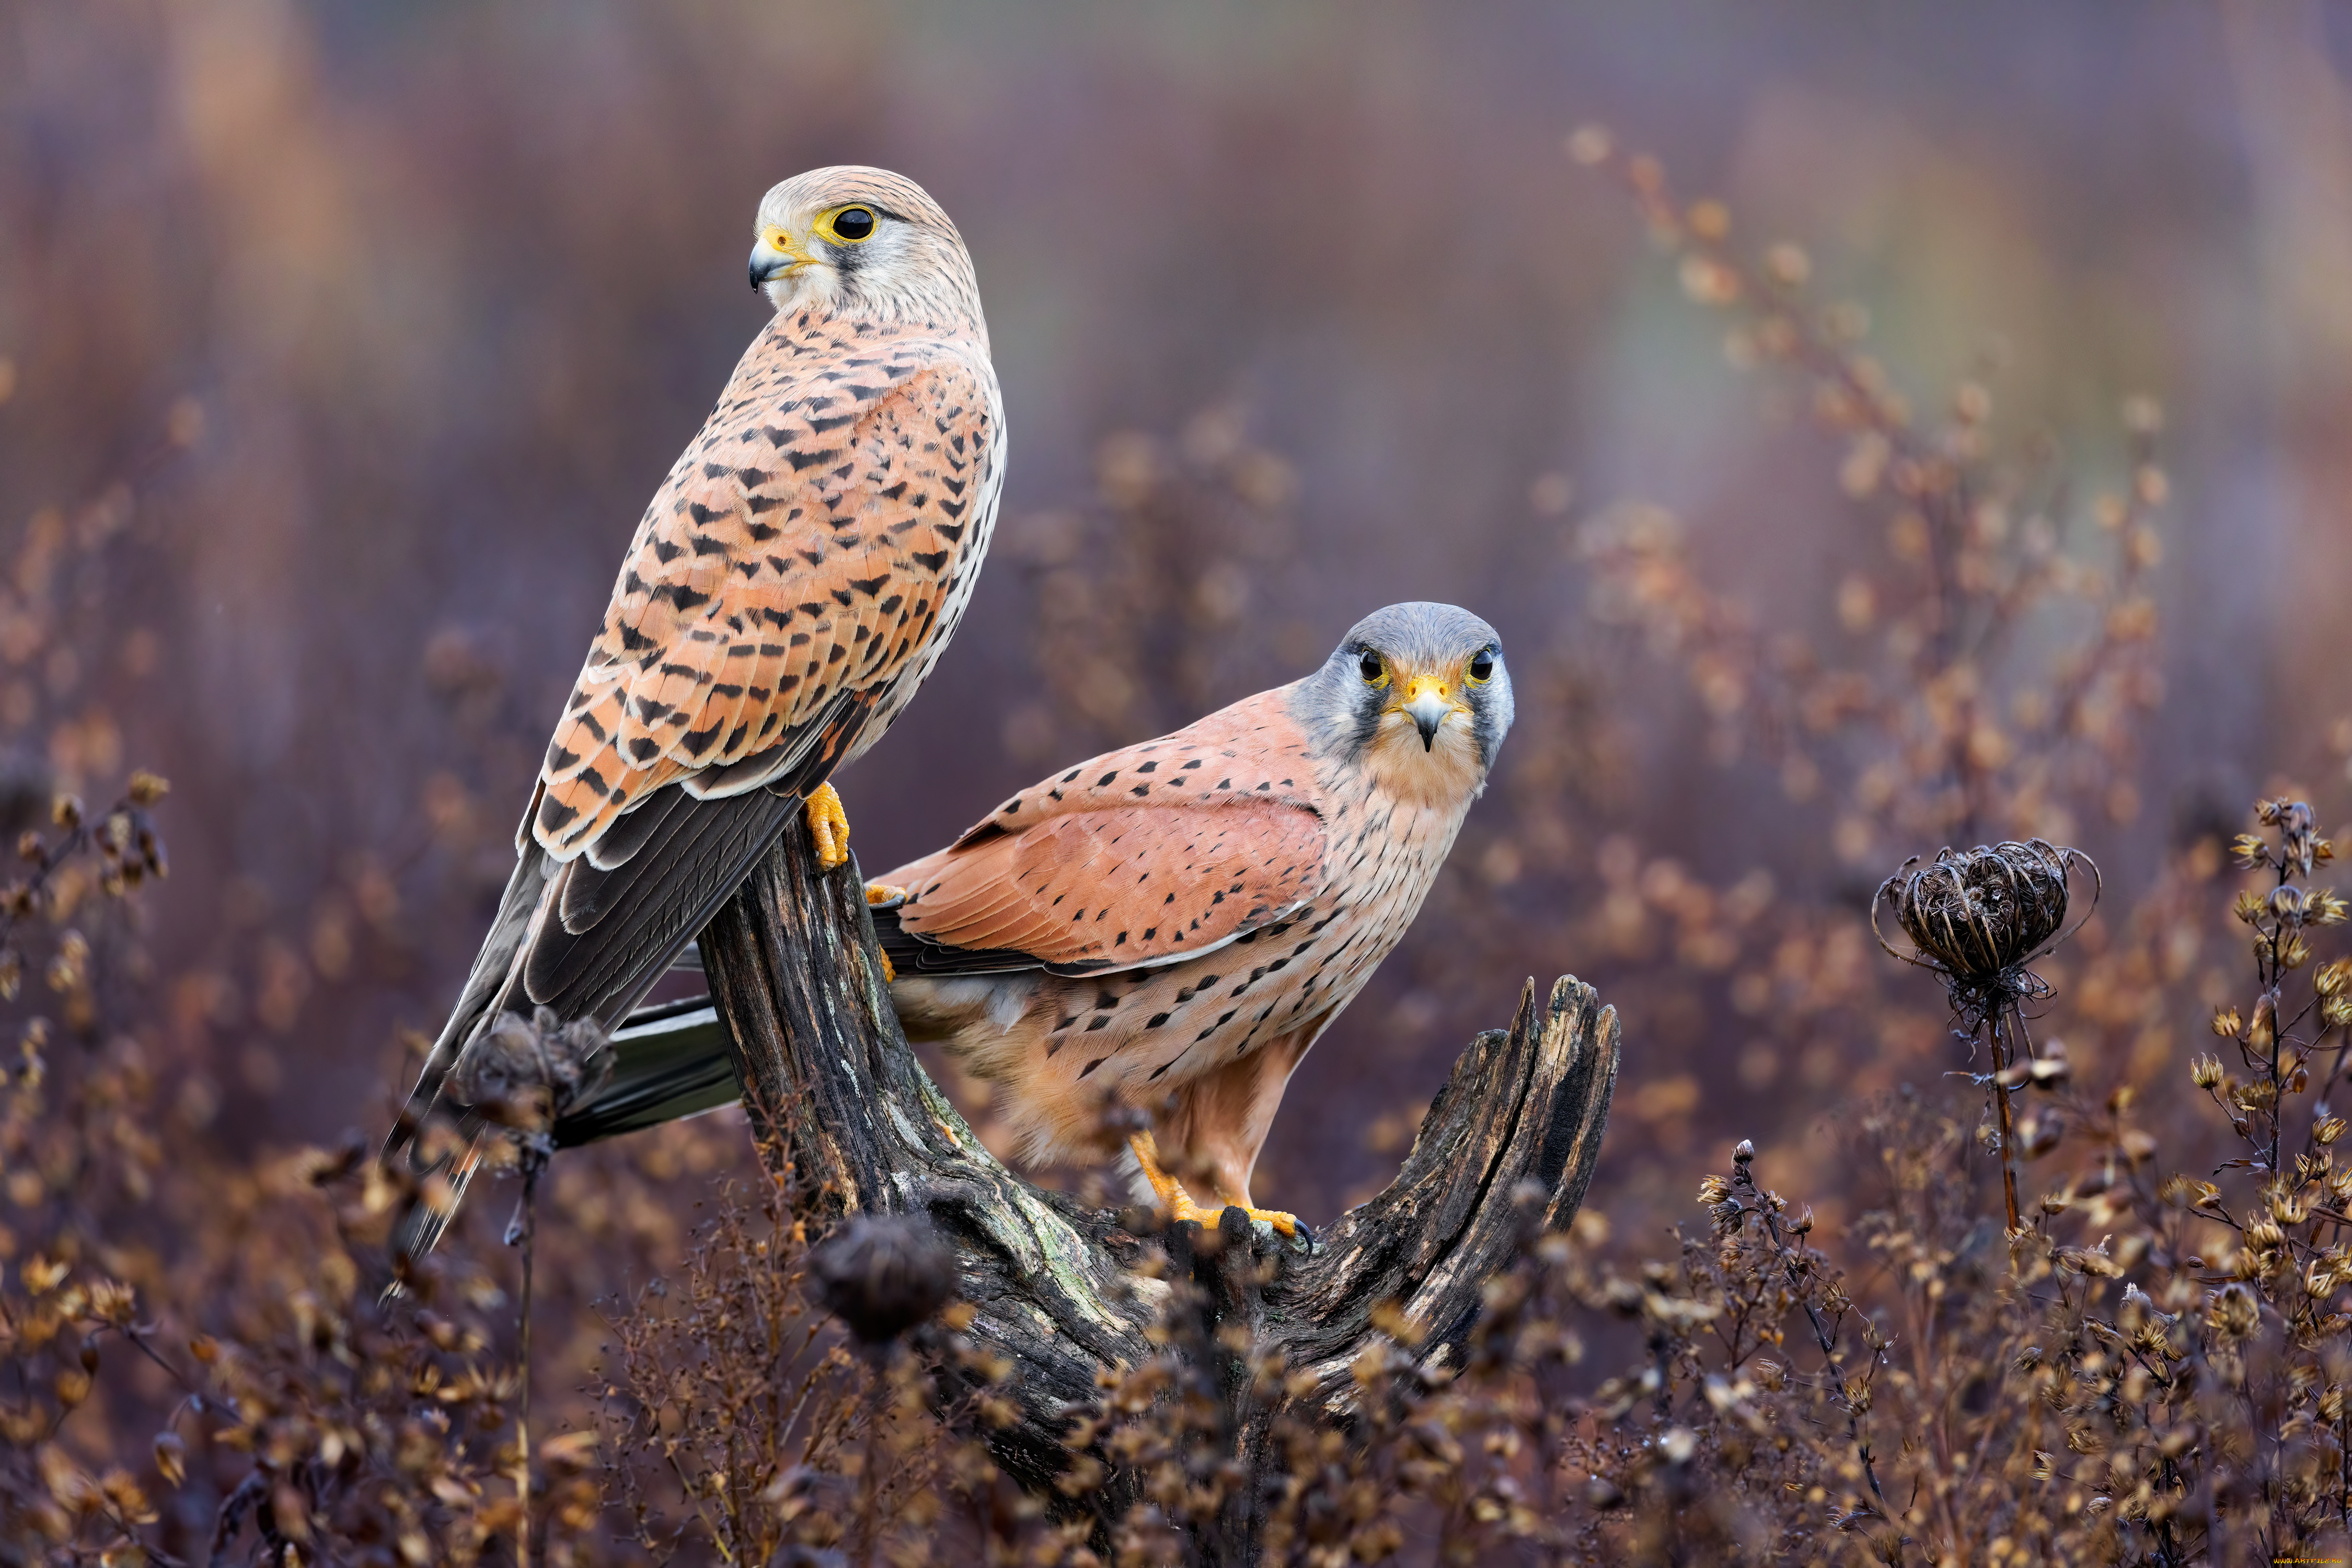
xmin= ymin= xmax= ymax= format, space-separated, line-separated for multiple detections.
xmin=811 ymin=1215 xmax=955 ymax=1346
xmin=2191 ymin=1054 xmax=2224 ymax=1089
xmin=1761 ymin=243 xmax=1809 ymax=287
xmin=1678 ymin=253 xmax=1740 ymax=306
xmin=1874 ymin=839 xmax=2093 ymax=1006
xmin=1564 ymin=125 xmax=1613 ymax=166
xmin=2318 ymin=1116 xmax=2346 ymax=1147
xmin=452 ymin=1007 xmax=611 ymax=1132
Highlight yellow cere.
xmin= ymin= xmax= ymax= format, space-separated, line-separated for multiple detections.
xmin=1398 ymin=673 xmax=1471 ymax=714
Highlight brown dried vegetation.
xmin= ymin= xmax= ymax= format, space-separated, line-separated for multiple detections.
xmin=5 ymin=130 xmax=2350 ymax=1566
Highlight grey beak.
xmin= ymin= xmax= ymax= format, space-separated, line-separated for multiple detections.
xmin=1405 ymin=691 xmax=1450 ymax=750
xmin=749 ymin=241 xmax=794 ymax=290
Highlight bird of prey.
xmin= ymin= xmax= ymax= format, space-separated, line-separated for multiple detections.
xmin=384 ymin=166 xmax=1005 ymax=1268
xmin=558 ymin=603 xmax=1513 ymax=1238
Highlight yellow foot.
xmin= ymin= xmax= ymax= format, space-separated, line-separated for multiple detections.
xmin=1126 ymin=1131 xmax=1308 ymax=1240
xmin=805 ymin=782 xmax=850 ymax=869
xmin=862 ymin=883 xmax=905 ymax=981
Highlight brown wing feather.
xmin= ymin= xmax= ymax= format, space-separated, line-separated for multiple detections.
xmin=535 ymin=336 xmax=997 ymax=858
xmin=884 ymin=688 xmax=1328 ymax=975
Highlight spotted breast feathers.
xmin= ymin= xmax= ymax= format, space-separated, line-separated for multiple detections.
xmin=533 ymin=312 xmax=999 ymax=860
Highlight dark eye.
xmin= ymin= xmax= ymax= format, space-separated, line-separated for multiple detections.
xmin=1358 ymin=651 xmax=1387 ymax=686
xmin=1468 ymin=649 xmax=1496 ymax=684
xmin=831 ymin=206 xmax=875 ymax=241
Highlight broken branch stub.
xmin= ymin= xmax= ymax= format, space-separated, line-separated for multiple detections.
xmin=695 ymin=811 xmax=1619 ymax=1508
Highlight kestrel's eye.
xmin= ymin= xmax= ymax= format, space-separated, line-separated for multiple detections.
xmin=1468 ymin=649 xmax=1496 ymax=684
xmin=1358 ymin=651 xmax=1387 ymax=686
xmin=827 ymin=206 xmax=877 ymax=243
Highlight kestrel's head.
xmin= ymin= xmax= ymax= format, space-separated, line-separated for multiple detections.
xmin=748 ymin=166 xmax=982 ymax=332
xmin=1297 ymin=602 xmax=1514 ymax=805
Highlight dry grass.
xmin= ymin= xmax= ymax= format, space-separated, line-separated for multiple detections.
xmin=4 ymin=129 xmax=2348 ymax=1565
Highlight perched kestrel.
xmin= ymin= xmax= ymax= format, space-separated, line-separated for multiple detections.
xmin=556 ymin=603 xmax=1513 ymax=1239
xmin=880 ymin=603 xmax=1511 ymax=1233
xmin=385 ymin=166 xmax=1005 ymax=1267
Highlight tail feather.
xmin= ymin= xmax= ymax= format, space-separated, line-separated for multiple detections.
xmin=552 ymin=997 xmax=740 ymax=1147
xmin=387 ymin=1131 xmax=487 ymax=1277
xmin=381 ymin=849 xmax=554 ymax=1284
xmin=383 ymin=777 xmax=806 ymax=1281
xmin=389 ymin=997 xmax=741 ymax=1276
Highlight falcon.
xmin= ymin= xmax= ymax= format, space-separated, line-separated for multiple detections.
xmin=557 ymin=603 xmax=1513 ymax=1238
xmin=385 ymin=166 xmax=1005 ymax=1267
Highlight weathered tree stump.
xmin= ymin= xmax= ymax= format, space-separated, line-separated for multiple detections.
xmin=693 ymin=812 xmax=1619 ymax=1538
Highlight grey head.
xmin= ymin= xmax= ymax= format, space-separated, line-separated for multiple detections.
xmin=1291 ymin=602 xmax=1514 ymax=780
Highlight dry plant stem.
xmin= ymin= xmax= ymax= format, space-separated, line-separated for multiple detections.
xmin=1732 ymin=1151 xmax=1898 ymax=1552
xmin=513 ymin=1159 xmax=537 ymax=1568
xmin=694 ymin=809 xmax=1619 ymax=1544
xmin=1989 ymin=1009 xmax=2023 ymax=1237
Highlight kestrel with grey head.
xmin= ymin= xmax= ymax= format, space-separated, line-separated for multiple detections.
xmin=383 ymin=166 xmax=1005 ymax=1267
xmin=548 ymin=603 xmax=1512 ymax=1240
xmin=880 ymin=602 xmax=1512 ymax=1234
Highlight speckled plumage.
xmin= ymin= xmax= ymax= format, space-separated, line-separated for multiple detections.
xmin=385 ymin=167 xmax=1002 ymax=1269
xmin=881 ymin=603 xmax=1512 ymax=1218
xmin=535 ymin=263 xmax=999 ymax=855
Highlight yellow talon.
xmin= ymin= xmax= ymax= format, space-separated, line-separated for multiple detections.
xmin=864 ymin=882 xmax=908 ymax=907
xmin=805 ymin=782 xmax=851 ymax=869
xmin=1126 ymin=1130 xmax=1303 ymax=1239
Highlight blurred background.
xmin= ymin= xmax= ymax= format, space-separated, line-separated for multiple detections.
xmin=5 ymin=0 xmax=2351 ymax=1244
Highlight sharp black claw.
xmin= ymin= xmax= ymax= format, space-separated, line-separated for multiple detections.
xmin=1293 ymin=1219 xmax=1317 ymax=1248
xmin=866 ymin=886 xmax=907 ymax=911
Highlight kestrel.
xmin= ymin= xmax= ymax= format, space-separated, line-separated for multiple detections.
xmin=385 ymin=166 xmax=1005 ymax=1267
xmin=557 ymin=603 xmax=1513 ymax=1239
xmin=880 ymin=603 xmax=1511 ymax=1233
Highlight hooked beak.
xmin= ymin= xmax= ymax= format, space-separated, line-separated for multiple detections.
xmin=1397 ymin=675 xmax=1463 ymax=752
xmin=748 ymin=230 xmax=814 ymax=290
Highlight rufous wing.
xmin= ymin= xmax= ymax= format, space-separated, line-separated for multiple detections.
xmin=888 ymin=691 xmax=1329 ymax=975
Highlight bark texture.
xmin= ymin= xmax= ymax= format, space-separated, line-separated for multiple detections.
xmin=694 ymin=813 xmax=1620 ymax=1536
